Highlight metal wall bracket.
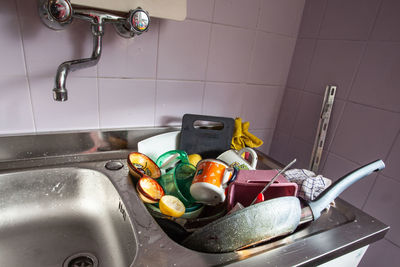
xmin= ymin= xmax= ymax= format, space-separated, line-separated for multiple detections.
xmin=309 ymin=85 xmax=337 ymax=173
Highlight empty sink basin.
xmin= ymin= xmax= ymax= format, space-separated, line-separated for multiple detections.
xmin=0 ymin=167 xmax=136 ymax=267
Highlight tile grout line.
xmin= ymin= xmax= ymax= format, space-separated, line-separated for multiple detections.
xmin=366 ymin=0 xmax=385 ymax=41
xmin=324 ymin=37 xmax=368 ymax=164
xmin=246 ymin=0 xmax=263 ymax=85
xmin=96 ymin=66 xmax=101 ymax=129
xmin=317 ymin=0 xmax=348 ymax=162
xmin=286 ymin=41 xmax=320 ymax=163
xmin=240 ymin=0 xmax=263 ymax=119
xmin=302 ymin=0 xmax=331 ymax=170
xmin=288 ymin=86 xmax=400 ymax=114
xmin=343 ymin=0 xmax=384 ymax=102
xmin=360 ymin=127 xmax=400 ymax=206
xmin=384 ymin=237 xmax=400 ymax=249
xmin=200 ymin=1 xmax=217 ymax=115
xmin=270 ymin=0 xmax=311 ymax=159
xmin=350 ymin=0 xmax=389 ymax=211
xmin=154 ymin=20 xmax=162 ymax=125
xmin=14 ymin=0 xmax=37 ymax=133
xmin=186 ymin=17 xmax=297 ymax=39
xmin=92 ymin=76 xmax=289 ymax=88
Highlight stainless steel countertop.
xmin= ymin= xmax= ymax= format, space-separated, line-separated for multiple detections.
xmin=0 ymin=128 xmax=389 ymax=266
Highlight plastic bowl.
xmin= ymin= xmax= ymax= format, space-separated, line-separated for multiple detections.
xmin=127 ymin=152 xmax=161 ymax=180
xmin=158 ymin=162 xmax=197 ymax=207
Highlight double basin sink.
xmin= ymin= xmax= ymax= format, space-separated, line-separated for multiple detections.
xmin=0 ymin=130 xmax=389 ymax=266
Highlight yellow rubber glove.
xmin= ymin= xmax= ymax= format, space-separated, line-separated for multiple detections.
xmin=231 ymin=118 xmax=263 ymax=150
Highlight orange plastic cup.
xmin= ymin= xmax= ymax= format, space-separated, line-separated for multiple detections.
xmin=190 ymin=159 xmax=234 ymax=205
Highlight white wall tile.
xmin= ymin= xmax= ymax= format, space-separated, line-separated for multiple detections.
xmin=0 ymin=0 xmax=303 ymax=137
xmin=203 ymin=82 xmax=244 ymax=118
xmin=274 ymin=88 xmax=303 ymax=135
xmin=292 ymin=92 xmax=323 ymax=144
xmin=298 ymin=0 xmax=327 ymax=38
xmin=214 ymin=0 xmax=260 ymax=29
xmin=286 ymin=38 xmax=317 ymax=90
xmin=370 ymin=0 xmax=400 ymax=41
xmin=383 ymin=135 xmax=400 ymax=182
xmin=251 ymin=129 xmax=274 ymax=155
xmin=349 ymin=42 xmax=400 ymax=112
xmin=98 ymin=22 xmax=159 ymax=78
xmin=248 ymin=32 xmax=296 ymax=85
xmin=99 ymin=78 xmax=155 ymax=128
xmin=187 ymin=0 xmax=215 ymax=22
xmin=241 ymin=84 xmax=284 ymax=130
xmin=360 ymin=239 xmax=400 ymax=267
xmin=287 ymin=136 xmax=313 ymax=169
xmin=0 ymin=76 xmax=34 ymax=134
xmin=305 ymin=40 xmax=365 ymax=99
xmin=206 ymin=25 xmax=255 ymax=83
xmin=30 ymin=76 xmax=99 ymax=132
xmin=269 ymin=130 xmax=292 ymax=164
xmin=155 ymin=80 xmax=204 ymax=126
xmin=330 ymin=103 xmax=400 ymax=165
xmin=157 ymin=20 xmax=211 ymax=80
xmin=258 ymin=0 xmax=305 ymax=37
xmin=17 ymin=0 xmax=97 ymax=78
xmin=322 ymin=153 xmax=377 ymax=209
xmin=0 ymin=0 xmax=26 ymax=76
xmin=319 ymin=0 xmax=381 ymax=40
xmin=364 ymin=175 xmax=400 ymax=246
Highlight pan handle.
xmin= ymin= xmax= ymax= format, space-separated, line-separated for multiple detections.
xmin=308 ymin=159 xmax=385 ymax=220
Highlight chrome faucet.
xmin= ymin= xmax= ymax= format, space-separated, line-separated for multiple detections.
xmin=38 ymin=0 xmax=150 ymax=101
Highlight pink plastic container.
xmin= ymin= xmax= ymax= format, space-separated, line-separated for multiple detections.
xmin=227 ymin=170 xmax=298 ymax=211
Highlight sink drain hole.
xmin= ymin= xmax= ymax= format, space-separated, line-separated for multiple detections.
xmin=63 ymin=252 xmax=99 ymax=267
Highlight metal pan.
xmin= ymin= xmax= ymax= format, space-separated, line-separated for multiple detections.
xmin=182 ymin=160 xmax=385 ymax=253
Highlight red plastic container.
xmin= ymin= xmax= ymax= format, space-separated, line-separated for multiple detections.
xmin=227 ymin=169 xmax=298 ymax=211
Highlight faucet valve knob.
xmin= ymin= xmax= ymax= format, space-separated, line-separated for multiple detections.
xmin=127 ymin=8 xmax=150 ymax=34
xmin=48 ymin=0 xmax=72 ymax=23
xmin=38 ymin=0 xmax=73 ymax=30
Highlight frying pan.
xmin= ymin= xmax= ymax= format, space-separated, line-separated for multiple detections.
xmin=182 ymin=160 xmax=385 ymax=253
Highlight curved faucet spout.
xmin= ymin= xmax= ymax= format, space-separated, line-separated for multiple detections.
xmin=53 ymin=25 xmax=103 ymax=101
xmin=39 ymin=1 xmax=151 ymax=101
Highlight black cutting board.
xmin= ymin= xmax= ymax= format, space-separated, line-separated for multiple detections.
xmin=179 ymin=114 xmax=235 ymax=158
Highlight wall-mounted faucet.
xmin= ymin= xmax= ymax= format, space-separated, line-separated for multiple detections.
xmin=38 ymin=0 xmax=150 ymax=101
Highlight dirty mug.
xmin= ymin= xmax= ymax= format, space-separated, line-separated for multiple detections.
xmin=190 ymin=159 xmax=234 ymax=205
xmin=217 ymin=147 xmax=258 ymax=170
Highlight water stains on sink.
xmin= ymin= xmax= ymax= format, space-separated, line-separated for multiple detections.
xmin=0 ymin=167 xmax=137 ymax=267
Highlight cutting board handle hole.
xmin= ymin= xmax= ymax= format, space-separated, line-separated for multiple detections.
xmin=193 ymin=120 xmax=224 ymax=130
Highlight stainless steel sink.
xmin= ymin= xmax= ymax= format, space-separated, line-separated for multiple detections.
xmin=0 ymin=129 xmax=389 ymax=266
xmin=0 ymin=167 xmax=136 ymax=267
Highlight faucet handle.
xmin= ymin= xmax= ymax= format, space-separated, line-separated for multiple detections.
xmin=127 ymin=8 xmax=150 ymax=34
xmin=38 ymin=0 xmax=73 ymax=30
xmin=113 ymin=8 xmax=150 ymax=38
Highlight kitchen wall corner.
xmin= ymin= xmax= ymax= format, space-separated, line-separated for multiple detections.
xmin=270 ymin=0 xmax=400 ymax=266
